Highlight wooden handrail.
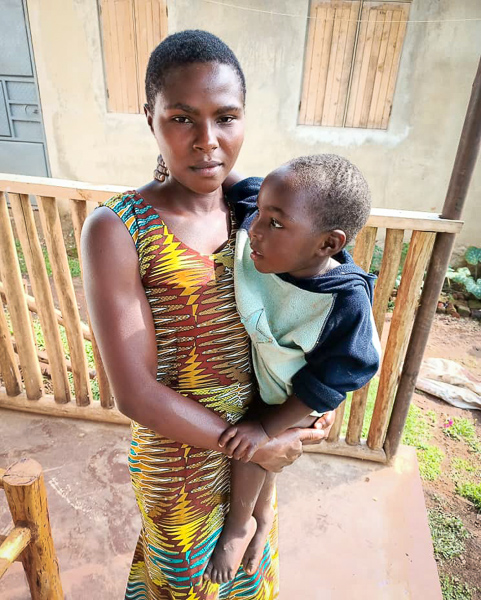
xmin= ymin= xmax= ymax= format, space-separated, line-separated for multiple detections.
xmin=0 ymin=172 xmax=464 ymax=233
xmin=0 ymin=526 xmax=32 ymax=578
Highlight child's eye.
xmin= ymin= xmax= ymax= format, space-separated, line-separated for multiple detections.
xmin=218 ymin=115 xmax=236 ymax=124
xmin=270 ymin=218 xmax=283 ymax=229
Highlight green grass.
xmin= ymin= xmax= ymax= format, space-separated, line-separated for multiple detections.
xmin=418 ymin=446 xmax=445 ymax=481
xmin=428 ymin=509 xmax=470 ymax=560
xmin=441 ymin=576 xmax=477 ymax=600
xmin=444 ymin=417 xmax=481 ymax=453
xmin=456 ymin=482 xmax=481 ymax=511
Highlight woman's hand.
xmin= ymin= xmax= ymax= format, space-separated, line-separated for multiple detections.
xmin=251 ymin=410 xmax=335 ymax=472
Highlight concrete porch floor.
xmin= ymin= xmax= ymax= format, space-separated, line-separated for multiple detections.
xmin=0 ymin=409 xmax=442 ymax=600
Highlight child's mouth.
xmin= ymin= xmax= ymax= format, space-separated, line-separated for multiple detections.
xmin=250 ymin=249 xmax=263 ymax=260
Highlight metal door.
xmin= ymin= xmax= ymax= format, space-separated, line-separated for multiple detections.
xmin=0 ymin=0 xmax=50 ymax=176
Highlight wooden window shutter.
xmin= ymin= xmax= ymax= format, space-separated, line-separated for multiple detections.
xmin=345 ymin=2 xmax=410 ymax=129
xmin=99 ymin=0 xmax=168 ymax=113
xmin=299 ymin=0 xmax=410 ymax=129
xmin=299 ymin=1 xmax=361 ymax=126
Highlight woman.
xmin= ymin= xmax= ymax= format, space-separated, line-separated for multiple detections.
xmin=82 ymin=30 xmax=332 ymax=600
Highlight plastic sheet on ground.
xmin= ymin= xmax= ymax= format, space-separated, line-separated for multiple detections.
xmin=415 ymin=358 xmax=481 ymax=410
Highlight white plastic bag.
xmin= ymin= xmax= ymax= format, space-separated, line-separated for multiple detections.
xmin=415 ymin=358 xmax=481 ymax=410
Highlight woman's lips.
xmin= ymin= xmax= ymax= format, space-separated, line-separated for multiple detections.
xmin=190 ymin=162 xmax=222 ymax=177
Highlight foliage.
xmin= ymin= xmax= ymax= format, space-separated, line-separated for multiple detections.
xmin=446 ymin=246 xmax=481 ymax=300
xmin=428 ymin=509 xmax=470 ymax=560
xmin=418 ymin=446 xmax=444 ymax=481
xmin=441 ymin=576 xmax=477 ymax=600
xmin=456 ymin=482 xmax=481 ymax=512
xmin=443 ymin=417 xmax=481 ymax=453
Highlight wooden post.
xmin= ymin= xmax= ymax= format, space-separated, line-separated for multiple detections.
xmin=2 ymin=459 xmax=63 ymax=599
xmin=70 ymin=199 xmax=113 ymax=408
xmin=0 ymin=193 xmax=43 ymax=400
xmin=37 ymin=195 xmax=91 ymax=406
xmin=0 ymin=296 xmax=22 ymax=396
xmin=384 ymin=57 xmax=481 ymax=461
xmin=0 ymin=526 xmax=32 ymax=578
xmin=9 ymin=193 xmax=71 ymax=404
xmin=346 ymin=228 xmax=404 ymax=445
xmin=327 ymin=400 xmax=345 ymax=443
xmin=367 ymin=231 xmax=435 ymax=450
xmin=352 ymin=226 xmax=378 ymax=271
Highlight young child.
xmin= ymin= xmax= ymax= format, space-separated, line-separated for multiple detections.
xmin=204 ymin=154 xmax=382 ymax=584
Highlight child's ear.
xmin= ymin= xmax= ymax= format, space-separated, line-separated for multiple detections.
xmin=317 ymin=230 xmax=346 ymax=256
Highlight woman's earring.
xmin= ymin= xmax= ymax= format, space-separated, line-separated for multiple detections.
xmin=154 ymin=155 xmax=170 ymax=182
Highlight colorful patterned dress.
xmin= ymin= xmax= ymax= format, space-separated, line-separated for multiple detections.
xmin=103 ymin=193 xmax=279 ymax=600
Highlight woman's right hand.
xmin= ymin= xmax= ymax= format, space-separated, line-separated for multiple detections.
xmin=252 ymin=426 xmax=328 ymax=472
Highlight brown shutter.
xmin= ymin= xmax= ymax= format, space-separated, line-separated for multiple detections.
xmin=299 ymin=0 xmax=410 ymax=129
xmin=100 ymin=0 xmax=168 ymax=114
xmin=345 ymin=2 xmax=410 ymax=129
xmin=299 ymin=1 xmax=361 ymax=126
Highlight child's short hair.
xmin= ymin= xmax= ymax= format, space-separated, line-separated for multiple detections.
xmin=288 ymin=154 xmax=371 ymax=245
xmin=146 ymin=30 xmax=246 ymax=111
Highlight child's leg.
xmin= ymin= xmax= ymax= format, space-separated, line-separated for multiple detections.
xmin=242 ymin=471 xmax=276 ymax=575
xmin=204 ymin=460 xmax=265 ymax=584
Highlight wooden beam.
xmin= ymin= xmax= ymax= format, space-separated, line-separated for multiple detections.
xmin=0 ymin=526 xmax=31 ymax=578
xmin=3 ymin=459 xmax=63 ymax=598
xmin=0 ymin=192 xmax=43 ymax=400
xmin=304 ymin=438 xmax=387 ymax=463
xmin=0 ymin=390 xmax=129 ymax=426
xmin=0 ymin=281 xmax=92 ymax=341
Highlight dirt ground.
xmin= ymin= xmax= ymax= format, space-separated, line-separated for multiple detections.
xmin=407 ymin=314 xmax=481 ymax=596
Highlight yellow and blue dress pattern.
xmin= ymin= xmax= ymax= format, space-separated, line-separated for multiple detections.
xmin=103 ymin=193 xmax=279 ymax=600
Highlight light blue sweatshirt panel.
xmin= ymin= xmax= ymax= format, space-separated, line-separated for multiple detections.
xmin=234 ymin=229 xmax=334 ymax=405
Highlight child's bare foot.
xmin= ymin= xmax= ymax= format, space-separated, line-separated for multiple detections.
xmin=204 ymin=517 xmax=257 ymax=584
xmin=242 ymin=506 xmax=275 ymax=576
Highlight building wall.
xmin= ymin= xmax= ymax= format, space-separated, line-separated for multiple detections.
xmin=25 ymin=0 xmax=481 ymax=248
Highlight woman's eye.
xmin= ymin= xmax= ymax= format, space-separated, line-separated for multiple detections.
xmin=270 ymin=218 xmax=283 ymax=229
xmin=172 ymin=116 xmax=192 ymax=124
xmin=218 ymin=115 xmax=236 ymax=124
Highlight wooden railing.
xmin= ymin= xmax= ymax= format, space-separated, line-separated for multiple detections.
xmin=0 ymin=174 xmax=464 ymax=462
xmin=0 ymin=458 xmax=63 ymax=598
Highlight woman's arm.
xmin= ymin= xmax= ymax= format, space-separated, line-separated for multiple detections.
xmin=82 ymin=207 xmax=238 ymax=453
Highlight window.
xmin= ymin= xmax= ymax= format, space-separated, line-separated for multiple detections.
xmin=99 ymin=0 xmax=168 ymax=113
xmin=299 ymin=0 xmax=411 ymax=129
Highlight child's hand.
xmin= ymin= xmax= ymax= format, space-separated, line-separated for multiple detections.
xmin=218 ymin=422 xmax=270 ymax=462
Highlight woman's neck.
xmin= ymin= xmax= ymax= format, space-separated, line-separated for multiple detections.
xmin=138 ymin=178 xmax=226 ymax=217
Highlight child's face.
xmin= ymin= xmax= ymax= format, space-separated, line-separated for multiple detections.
xmin=249 ymin=167 xmax=331 ymax=278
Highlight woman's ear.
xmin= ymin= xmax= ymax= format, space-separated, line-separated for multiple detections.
xmin=317 ymin=230 xmax=347 ymax=256
xmin=144 ymin=103 xmax=154 ymax=134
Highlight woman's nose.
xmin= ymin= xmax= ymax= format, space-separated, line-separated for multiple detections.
xmin=193 ymin=122 xmax=218 ymax=152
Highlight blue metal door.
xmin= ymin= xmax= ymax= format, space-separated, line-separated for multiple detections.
xmin=0 ymin=0 xmax=50 ymax=176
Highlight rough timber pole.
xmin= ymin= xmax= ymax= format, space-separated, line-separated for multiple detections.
xmin=2 ymin=459 xmax=64 ymax=599
xmin=384 ymin=57 xmax=481 ymax=462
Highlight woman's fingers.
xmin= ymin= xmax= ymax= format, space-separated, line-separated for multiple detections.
xmin=219 ymin=426 xmax=238 ymax=448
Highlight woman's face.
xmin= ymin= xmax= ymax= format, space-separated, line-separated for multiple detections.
xmin=146 ymin=62 xmax=245 ymax=195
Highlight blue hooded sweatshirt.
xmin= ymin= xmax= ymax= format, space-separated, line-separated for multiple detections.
xmin=227 ymin=177 xmax=381 ymax=414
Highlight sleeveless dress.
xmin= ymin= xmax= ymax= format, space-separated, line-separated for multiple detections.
xmin=103 ymin=193 xmax=279 ymax=600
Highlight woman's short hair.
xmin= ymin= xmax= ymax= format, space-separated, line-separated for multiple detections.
xmin=145 ymin=30 xmax=246 ymax=110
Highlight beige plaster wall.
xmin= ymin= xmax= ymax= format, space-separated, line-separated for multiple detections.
xmin=26 ymin=0 xmax=481 ymax=248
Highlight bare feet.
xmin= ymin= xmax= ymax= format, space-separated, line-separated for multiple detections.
xmin=242 ymin=506 xmax=275 ymax=576
xmin=204 ymin=517 xmax=257 ymax=584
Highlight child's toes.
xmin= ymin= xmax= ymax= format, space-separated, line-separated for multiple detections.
xmin=245 ymin=559 xmax=255 ymax=575
xmin=204 ymin=563 xmax=213 ymax=581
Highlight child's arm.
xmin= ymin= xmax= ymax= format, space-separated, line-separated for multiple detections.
xmin=219 ymin=291 xmax=381 ymax=461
